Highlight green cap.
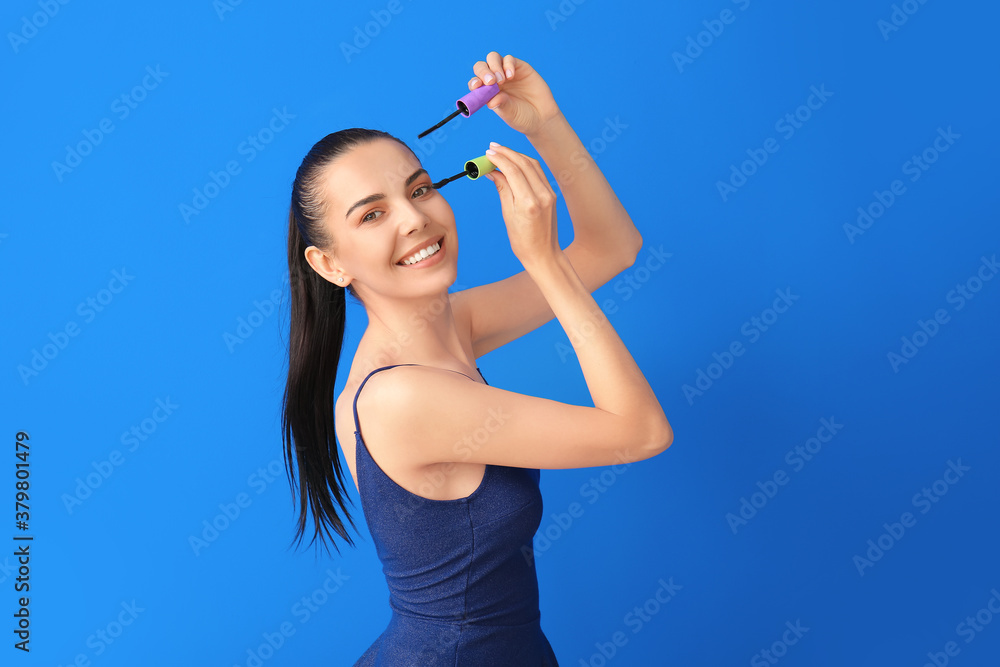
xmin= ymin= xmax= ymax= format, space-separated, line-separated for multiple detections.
xmin=465 ymin=155 xmax=497 ymax=180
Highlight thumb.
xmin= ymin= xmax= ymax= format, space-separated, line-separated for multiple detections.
xmin=486 ymin=91 xmax=509 ymax=113
xmin=485 ymin=168 xmax=503 ymax=189
xmin=485 ymin=169 xmax=510 ymax=202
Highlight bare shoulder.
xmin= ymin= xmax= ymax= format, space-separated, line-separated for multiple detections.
xmin=354 ymin=363 xmax=456 ymax=410
xmin=348 ymin=363 xmax=493 ymax=500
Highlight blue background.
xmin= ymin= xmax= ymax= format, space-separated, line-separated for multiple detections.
xmin=3 ymin=0 xmax=998 ymax=664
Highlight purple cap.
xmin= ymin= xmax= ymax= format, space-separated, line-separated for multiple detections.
xmin=456 ymin=83 xmax=500 ymax=117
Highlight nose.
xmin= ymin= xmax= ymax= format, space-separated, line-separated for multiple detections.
xmin=399 ymin=197 xmax=431 ymax=237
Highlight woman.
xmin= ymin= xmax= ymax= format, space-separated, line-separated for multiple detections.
xmin=281 ymin=52 xmax=672 ymax=666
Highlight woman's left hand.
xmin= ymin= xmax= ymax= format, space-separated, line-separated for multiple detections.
xmin=469 ymin=52 xmax=561 ymax=137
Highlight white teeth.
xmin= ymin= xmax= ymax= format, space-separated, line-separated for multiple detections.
xmin=401 ymin=241 xmax=441 ymax=265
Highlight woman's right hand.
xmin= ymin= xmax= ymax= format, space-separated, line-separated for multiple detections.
xmin=482 ymin=143 xmax=560 ymax=268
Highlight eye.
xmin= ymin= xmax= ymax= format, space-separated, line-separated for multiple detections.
xmin=360 ymin=185 xmax=433 ymax=224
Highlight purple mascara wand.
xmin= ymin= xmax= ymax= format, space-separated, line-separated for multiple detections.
xmin=418 ymin=83 xmax=500 ymax=139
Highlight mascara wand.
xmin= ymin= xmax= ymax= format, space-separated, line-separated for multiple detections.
xmin=418 ymin=83 xmax=501 ymax=139
xmin=431 ymin=155 xmax=496 ymax=189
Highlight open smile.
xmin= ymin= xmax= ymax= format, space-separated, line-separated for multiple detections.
xmin=397 ymin=237 xmax=446 ymax=268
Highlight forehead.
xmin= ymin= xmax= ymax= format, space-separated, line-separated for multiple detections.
xmin=321 ymin=139 xmax=421 ymax=211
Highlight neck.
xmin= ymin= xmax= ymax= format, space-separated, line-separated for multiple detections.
xmin=355 ymin=288 xmax=472 ymax=375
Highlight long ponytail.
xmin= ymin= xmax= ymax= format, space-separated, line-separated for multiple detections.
xmin=281 ymin=128 xmax=416 ymax=557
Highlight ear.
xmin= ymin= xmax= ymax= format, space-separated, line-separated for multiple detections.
xmin=304 ymin=245 xmax=350 ymax=287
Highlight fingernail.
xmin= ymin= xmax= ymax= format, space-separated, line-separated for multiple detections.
xmin=483 ymin=73 xmax=494 ymax=84
xmin=485 ymin=148 xmax=495 ymax=155
xmin=494 ymin=70 xmax=504 ymax=83
xmin=489 ymin=141 xmax=499 ymax=147
xmin=505 ymin=68 xmax=513 ymax=79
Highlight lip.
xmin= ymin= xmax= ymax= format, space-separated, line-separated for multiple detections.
xmin=397 ymin=235 xmax=445 ymax=266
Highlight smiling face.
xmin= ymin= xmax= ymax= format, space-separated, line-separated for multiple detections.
xmin=305 ymin=138 xmax=458 ymax=299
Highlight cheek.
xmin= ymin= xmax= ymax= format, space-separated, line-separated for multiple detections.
xmin=433 ymin=197 xmax=456 ymax=223
xmin=348 ymin=239 xmax=393 ymax=270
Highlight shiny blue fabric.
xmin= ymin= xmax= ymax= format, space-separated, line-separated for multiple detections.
xmin=351 ymin=364 xmax=559 ymax=666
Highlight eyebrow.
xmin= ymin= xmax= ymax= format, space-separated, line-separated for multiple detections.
xmin=344 ymin=168 xmax=428 ymax=220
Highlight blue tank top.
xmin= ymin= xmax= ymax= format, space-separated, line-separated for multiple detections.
xmin=351 ymin=364 xmax=559 ymax=666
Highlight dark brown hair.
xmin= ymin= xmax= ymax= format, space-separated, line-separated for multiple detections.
xmin=282 ymin=128 xmax=416 ymax=558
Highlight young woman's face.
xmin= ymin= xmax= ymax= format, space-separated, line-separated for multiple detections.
xmin=317 ymin=139 xmax=458 ymax=297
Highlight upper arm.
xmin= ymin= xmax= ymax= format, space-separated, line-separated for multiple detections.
xmin=359 ymin=365 xmax=668 ymax=471
xmin=455 ymin=241 xmax=638 ymax=360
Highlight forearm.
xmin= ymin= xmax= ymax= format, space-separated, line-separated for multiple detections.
xmin=527 ymin=112 xmax=642 ymax=260
xmin=525 ymin=250 xmax=671 ymax=446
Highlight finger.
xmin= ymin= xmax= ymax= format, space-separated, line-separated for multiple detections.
xmin=517 ymin=155 xmax=556 ymax=208
xmin=485 ymin=145 xmax=534 ymax=204
xmin=502 ymin=54 xmax=515 ymax=80
xmin=484 ymin=167 xmax=511 ymax=207
xmin=472 ymin=60 xmax=497 ymax=86
xmin=502 ymin=144 xmax=554 ymax=198
xmin=524 ymin=153 xmax=557 ymax=200
xmin=486 ymin=145 xmax=549 ymax=213
xmin=491 ymin=144 xmax=552 ymax=202
xmin=486 ymin=51 xmax=505 ymax=83
xmin=486 ymin=91 xmax=507 ymax=111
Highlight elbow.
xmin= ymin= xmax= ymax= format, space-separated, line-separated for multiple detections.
xmin=644 ymin=420 xmax=674 ymax=457
xmin=623 ymin=233 xmax=643 ymax=268
xmin=657 ymin=427 xmax=674 ymax=453
xmin=611 ymin=230 xmax=642 ymax=270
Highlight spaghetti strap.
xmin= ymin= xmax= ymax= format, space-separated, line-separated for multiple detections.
xmin=352 ymin=363 xmax=488 ymax=435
